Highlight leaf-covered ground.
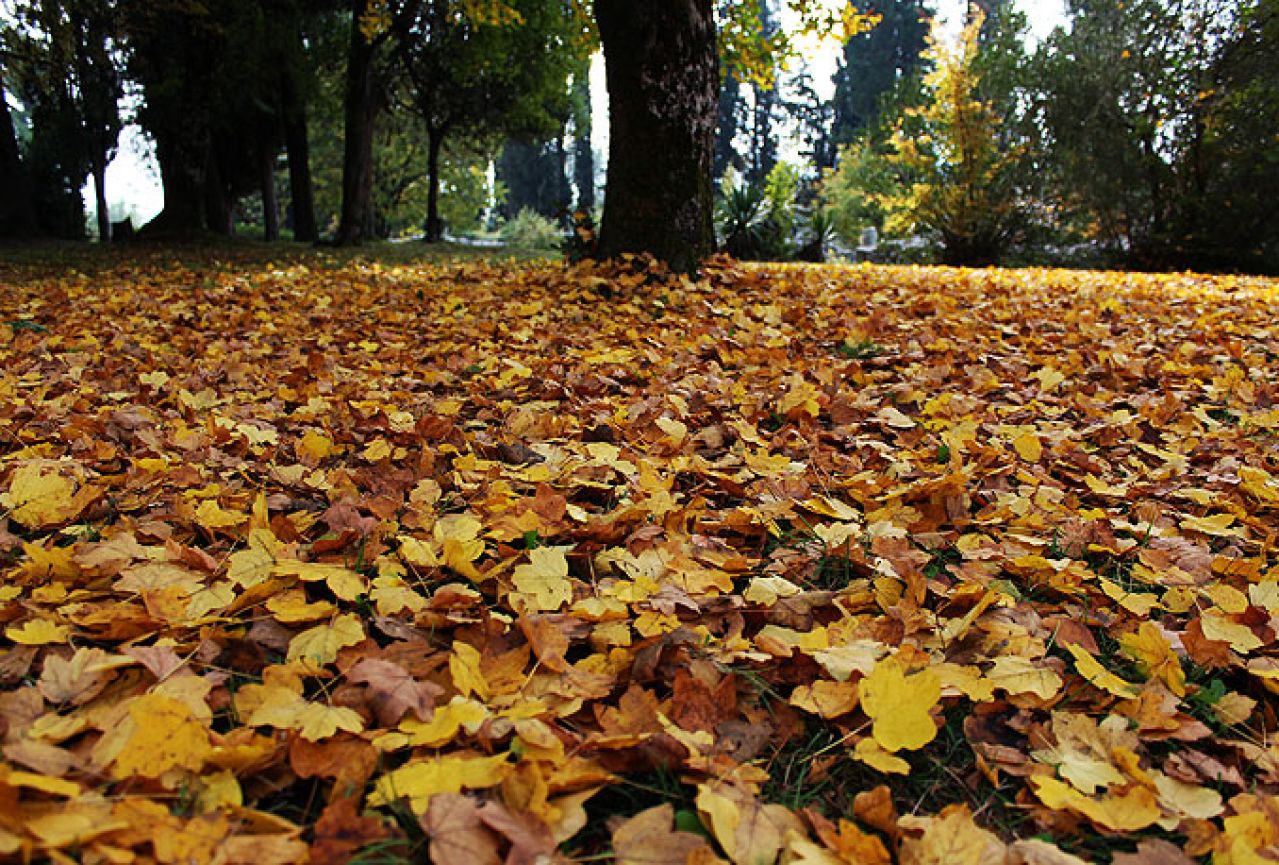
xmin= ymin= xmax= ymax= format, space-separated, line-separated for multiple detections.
xmin=1 ymin=250 xmax=1277 ymax=865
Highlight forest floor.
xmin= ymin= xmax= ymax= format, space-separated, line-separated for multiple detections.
xmin=0 ymin=244 xmax=1277 ymax=864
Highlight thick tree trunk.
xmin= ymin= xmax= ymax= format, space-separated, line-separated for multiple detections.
xmin=335 ymin=0 xmax=378 ymax=246
xmin=425 ymin=128 xmax=444 ymax=242
xmin=203 ymin=153 xmax=233 ymax=236
xmin=260 ymin=143 xmax=279 ymax=241
xmin=143 ymin=129 xmax=209 ymax=235
xmin=595 ymin=0 xmax=718 ymax=273
xmin=0 ymin=78 xmax=38 ymax=238
xmin=284 ymin=105 xmax=318 ymax=242
xmin=91 ymin=151 xmax=110 ymax=242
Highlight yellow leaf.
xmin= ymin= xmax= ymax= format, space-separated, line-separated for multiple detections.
xmin=2 ymin=460 xmax=94 ymax=529
xmin=227 ymin=529 xmax=282 ymax=587
xmin=434 ymin=514 xmax=485 ymax=579
xmin=1030 ymin=776 xmax=1160 ymax=832
xmin=859 ymin=655 xmax=941 ymax=752
xmin=696 ymin=783 xmax=741 ymax=861
xmin=1152 ymin=771 xmax=1223 ymax=822
xmin=194 ymin=499 xmax=247 ymax=531
xmin=398 ymin=535 xmax=440 ymax=569
xmin=0 ymin=766 xmax=81 ymax=797
xmin=266 ymin=588 xmax=337 ymax=623
xmin=25 ymin=806 xmax=127 ymax=850
xmin=1063 ymin=643 xmax=1139 ymax=698
xmin=5 ymin=618 xmax=70 ymax=645
xmin=196 ymin=769 xmax=244 ymax=813
xmin=111 ymin=693 xmax=211 ymax=779
xmin=449 ymin=641 xmax=491 ymax=700
xmin=274 ymin=560 xmax=369 ymax=601
xmin=286 ymin=613 xmax=365 ymax=666
xmin=363 ymin=437 xmax=393 ymax=461
xmin=1098 ymin=578 xmax=1161 ymax=617
xmin=298 ymin=429 xmax=335 ymax=461
xmin=376 ymin=697 xmax=490 ymax=750
xmin=1180 ymin=512 xmax=1243 ymax=537
xmin=295 ymin=702 xmax=366 ymax=741
xmin=899 ymin=804 xmax=1005 ymax=865
xmin=854 ymin=737 xmax=911 ymax=774
xmin=1199 ymin=611 xmax=1264 ymax=653
xmin=511 ymin=545 xmax=574 ymax=612
xmin=1118 ymin=622 xmax=1186 ymax=696
xmin=369 ymin=753 xmax=510 ymax=814
xmin=1012 ymin=431 xmax=1042 ymax=462
xmin=789 ymin=679 xmax=860 ymax=718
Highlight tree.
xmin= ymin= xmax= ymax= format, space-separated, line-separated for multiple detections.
xmin=0 ymin=75 xmax=39 ymax=238
xmin=594 ymin=0 xmax=719 ymax=273
xmin=876 ymin=13 xmax=1027 ymax=264
xmin=1037 ymin=0 xmax=1277 ymax=271
xmin=497 ymin=138 xmax=570 ymax=222
xmin=334 ymin=0 xmax=390 ymax=245
xmin=569 ymin=71 xmax=594 ymax=213
xmin=595 ymin=1 xmax=873 ymax=272
xmin=830 ymin=0 xmax=930 ymax=148
xmin=4 ymin=0 xmax=122 ymax=239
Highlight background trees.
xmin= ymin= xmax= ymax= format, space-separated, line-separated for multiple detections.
xmin=1 ymin=0 xmax=1277 ymax=273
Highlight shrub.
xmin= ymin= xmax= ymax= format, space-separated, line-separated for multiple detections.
xmin=499 ymin=208 xmax=562 ymax=252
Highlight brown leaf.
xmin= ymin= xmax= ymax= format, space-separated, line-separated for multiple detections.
xmin=421 ymin=794 xmax=501 ymax=865
xmin=309 ymin=797 xmax=392 ymax=865
xmin=345 ymin=657 xmax=442 ymax=726
xmin=612 ymin=804 xmax=715 ymax=865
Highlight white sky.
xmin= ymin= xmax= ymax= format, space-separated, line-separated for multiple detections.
xmin=95 ymin=0 xmax=1067 ymax=232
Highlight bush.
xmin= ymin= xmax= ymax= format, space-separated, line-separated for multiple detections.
xmin=499 ymin=208 xmax=562 ymax=252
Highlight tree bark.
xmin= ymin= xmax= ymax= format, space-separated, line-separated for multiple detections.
xmin=595 ymin=0 xmax=718 ymax=273
xmin=0 ymin=77 xmax=38 ymax=238
xmin=425 ymin=127 xmax=444 ymax=242
xmin=572 ymin=76 xmax=594 ymax=212
xmin=284 ymin=106 xmax=317 ymax=242
xmin=260 ymin=142 xmax=279 ymax=241
xmin=91 ymin=151 xmax=110 ymax=242
xmin=143 ymin=128 xmax=209 ymax=235
xmin=335 ymin=0 xmax=379 ymax=246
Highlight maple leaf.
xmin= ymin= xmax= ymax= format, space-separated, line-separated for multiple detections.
xmin=510 ymin=545 xmax=574 ymax=612
xmin=369 ymin=753 xmax=510 ymax=814
xmin=859 ymin=655 xmax=942 ymax=752
xmin=286 ymin=613 xmax=366 ymax=666
xmin=612 ymin=804 xmax=715 ymax=865
xmin=346 ymin=657 xmax=443 ymax=726
xmin=1 ymin=460 xmax=97 ymax=529
xmin=107 ymin=693 xmax=213 ymax=779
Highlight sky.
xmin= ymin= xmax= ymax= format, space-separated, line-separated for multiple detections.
xmin=91 ymin=0 xmax=1067 ymax=233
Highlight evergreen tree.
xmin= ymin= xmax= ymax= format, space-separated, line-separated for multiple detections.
xmin=830 ymin=0 xmax=931 ymax=148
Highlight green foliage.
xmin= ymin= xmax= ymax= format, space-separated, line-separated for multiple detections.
xmin=820 ymin=135 xmax=896 ymax=244
xmin=762 ymin=160 xmax=800 ymax=238
xmin=715 ymin=163 xmax=805 ymax=261
xmin=499 ymin=207 xmax=562 ymax=251
xmin=1036 ymin=0 xmax=1279 ymax=272
xmin=875 ymin=13 xmax=1030 ymax=266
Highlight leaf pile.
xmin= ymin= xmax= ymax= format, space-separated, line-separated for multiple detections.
xmin=1 ymin=253 xmax=1278 ymax=864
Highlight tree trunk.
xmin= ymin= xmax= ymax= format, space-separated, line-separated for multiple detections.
xmin=143 ymin=128 xmax=209 ymax=235
xmin=260 ymin=142 xmax=280 ymax=241
xmin=284 ymin=104 xmax=318 ymax=242
xmin=0 ymin=77 xmax=38 ymax=238
xmin=425 ymin=127 xmax=444 ymax=242
xmin=91 ymin=150 xmax=110 ymax=242
xmin=335 ymin=0 xmax=379 ymax=246
xmin=595 ymin=0 xmax=718 ymax=274
xmin=572 ymin=76 xmax=594 ymax=212
xmin=203 ymin=152 xmax=233 ymax=236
